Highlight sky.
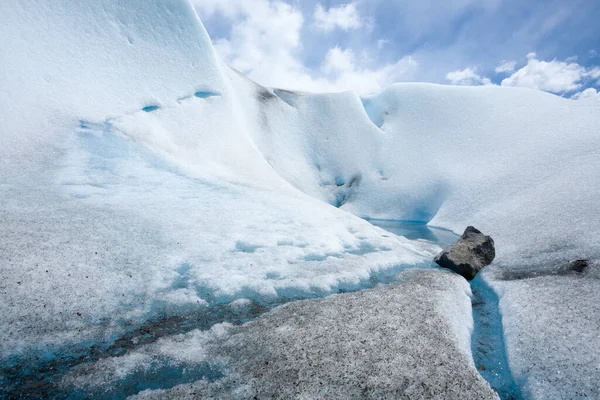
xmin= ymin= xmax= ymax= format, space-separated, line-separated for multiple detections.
xmin=193 ymin=0 xmax=600 ymax=99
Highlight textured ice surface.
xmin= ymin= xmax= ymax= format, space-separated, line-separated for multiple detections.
xmin=485 ymin=263 xmax=600 ymax=399
xmin=2 ymin=1 xmax=600 ymax=397
xmin=58 ymin=323 xmax=232 ymax=398
xmin=0 ymin=0 xmax=224 ymax=184
xmin=0 ymin=0 xmax=440 ymax=362
xmin=363 ymin=85 xmax=600 ymax=266
xmin=244 ymin=78 xmax=600 ymax=266
xmin=61 ymin=270 xmax=496 ymax=399
xmin=0 ymin=124 xmax=436 ymax=361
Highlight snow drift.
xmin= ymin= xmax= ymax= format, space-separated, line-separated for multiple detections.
xmin=1 ymin=0 xmax=600 ymax=398
xmin=0 ymin=0 xmax=440 ymax=361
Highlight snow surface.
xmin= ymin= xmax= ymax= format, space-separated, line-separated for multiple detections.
xmin=1 ymin=122 xmax=436 ymax=358
xmin=252 ymin=83 xmax=600 ymax=265
xmin=0 ymin=0 xmax=437 ymax=361
xmin=1 ymin=0 xmax=600 ymax=398
xmin=484 ymin=263 xmax=600 ymax=399
xmin=362 ymin=85 xmax=600 ymax=266
xmin=62 ymin=270 xmax=496 ymax=399
xmin=0 ymin=0 xmax=223 ymax=180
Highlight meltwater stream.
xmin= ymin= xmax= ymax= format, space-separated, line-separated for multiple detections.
xmin=371 ymin=220 xmax=523 ymax=400
xmin=0 ymin=222 xmax=452 ymax=400
xmin=3 ymin=221 xmax=522 ymax=399
xmin=470 ymin=276 xmax=523 ymax=400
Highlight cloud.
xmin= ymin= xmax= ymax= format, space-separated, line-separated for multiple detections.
xmin=571 ymin=88 xmax=600 ymax=100
xmin=495 ymin=60 xmax=517 ymax=74
xmin=501 ymin=53 xmax=600 ymax=93
xmin=322 ymin=47 xmax=355 ymax=74
xmin=193 ymin=0 xmax=417 ymax=94
xmin=194 ymin=1 xmax=600 ymax=96
xmin=194 ymin=0 xmax=308 ymax=87
xmin=192 ymin=0 xmax=246 ymax=19
xmin=320 ymin=47 xmax=418 ymax=93
xmin=447 ymin=53 xmax=600 ymax=93
xmin=377 ymin=39 xmax=391 ymax=50
xmin=446 ymin=67 xmax=492 ymax=86
xmin=313 ymin=3 xmax=362 ymax=32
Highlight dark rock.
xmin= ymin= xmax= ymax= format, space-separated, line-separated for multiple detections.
xmin=434 ymin=226 xmax=495 ymax=280
xmin=553 ymin=258 xmax=595 ymax=276
xmin=565 ymin=259 xmax=589 ymax=273
xmin=500 ymin=259 xmax=598 ymax=281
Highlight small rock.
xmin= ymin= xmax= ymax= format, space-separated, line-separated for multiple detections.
xmin=556 ymin=259 xmax=591 ymax=275
xmin=566 ymin=259 xmax=589 ymax=273
xmin=434 ymin=226 xmax=495 ymax=280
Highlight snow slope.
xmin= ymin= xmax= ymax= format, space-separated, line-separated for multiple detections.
xmin=484 ymin=263 xmax=600 ymax=399
xmin=0 ymin=0 xmax=438 ymax=362
xmin=1 ymin=0 xmax=600 ymax=398
xmin=0 ymin=0 xmax=222 ymax=179
xmin=249 ymin=82 xmax=600 ymax=265
xmin=359 ymin=85 xmax=600 ymax=265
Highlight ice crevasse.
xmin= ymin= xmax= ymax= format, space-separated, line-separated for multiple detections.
xmin=1 ymin=1 xmax=599 ymax=396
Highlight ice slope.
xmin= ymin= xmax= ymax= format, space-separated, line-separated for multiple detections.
xmin=0 ymin=0 xmax=222 ymax=182
xmin=483 ymin=263 xmax=600 ymax=399
xmin=0 ymin=0 xmax=437 ymax=363
xmin=62 ymin=270 xmax=497 ymax=400
xmin=245 ymin=82 xmax=600 ymax=265
xmin=1 ymin=0 xmax=600 ymax=397
xmin=359 ymin=85 xmax=600 ymax=265
xmin=163 ymin=77 xmax=600 ymax=265
xmin=1 ymin=115 xmax=437 ymax=360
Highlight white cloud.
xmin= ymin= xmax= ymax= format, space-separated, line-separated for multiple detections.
xmin=192 ymin=0 xmax=245 ymax=19
xmin=314 ymin=3 xmax=362 ymax=32
xmin=446 ymin=67 xmax=492 ymax=86
xmin=377 ymin=39 xmax=391 ymax=50
xmin=322 ymin=47 xmax=356 ymax=74
xmin=195 ymin=0 xmax=307 ymax=87
xmin=565 ymin=55 xmax=578 ymax=63
xmin=589 ymin=49 xmax=598 ymax=58
xmin=320 ymin=48 xmax=418 ymax=93
xmin=446 ymin=54 xmax=600 ymax=94
xmin=195 ymin=1 xmax=600 ymax=95
xmin=571 ymin=88 xmax=600 ymax=101
xmin=501 ymin=53 xmax=600 ymax=93
xmin=495 ymin=60 xmax=517 ymax=74
xmin=193 ymin=0 xmax=417 ymax=94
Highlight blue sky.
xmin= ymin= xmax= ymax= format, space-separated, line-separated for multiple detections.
xmin=193 ymin=0 xmax=600 ymax=98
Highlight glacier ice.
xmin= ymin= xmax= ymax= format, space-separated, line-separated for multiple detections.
xmin=0 ymin=0 xmax=437 ymax=363
xmin=1 ymin=122 xmax=437 ymax=360
xmin=1 ymin=0 xmax=600 ymax=398
xmin=62 ymin=270 xmax=497 ymax=400
xmin=484 ymin=263 xmax=600 ymax=399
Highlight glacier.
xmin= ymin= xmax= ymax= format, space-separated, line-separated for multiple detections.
xmin=1 ymin=0 xmax=600 ymax=399
xmin=64 ymin=270 xmax=497 ymax=399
